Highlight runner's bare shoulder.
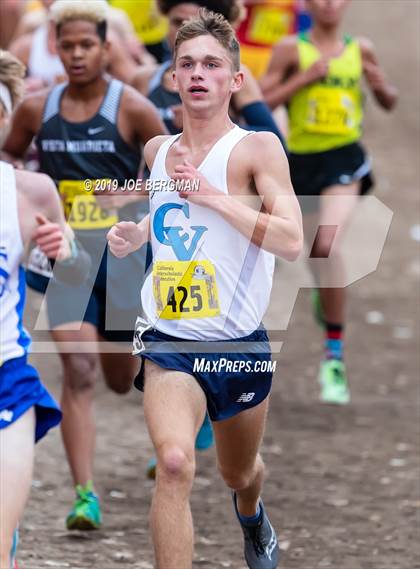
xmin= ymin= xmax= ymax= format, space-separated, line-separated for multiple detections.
xmin=231 ymin=130 xmax=288 ymax=182
xmin=356 ymin=36 xmax=376 ymax=60
xmin=3 ymin=88 xmax=50 ymax=156
xmin=16 ymin=87 xmax=50 ymax=126
xmin=120 ymin=82 xmax=157 ymax=111
xmin=119 ymin=83 xmax=167 ymax=139
xmin=238 ymin=130 xmax=286 ymax=160
xmin=144 ymin=135 xmax=173 ymax=171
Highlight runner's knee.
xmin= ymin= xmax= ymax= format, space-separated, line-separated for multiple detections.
xmin=104 ymin=372 xmax=133 ymax=395
xmin=219 ymin=469 xmax=254 ymax=491
xmin=156 ymin=443 xmax=195 ymax=486
xmin=61 ymin=353 xmax=98 ymax=392
xmin=219 ymin=460 xmax=263 ymax=492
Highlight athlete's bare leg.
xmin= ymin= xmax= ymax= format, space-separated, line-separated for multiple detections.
xmin=52 ymin=322 xmax=100 ymax=486
xmin=306 ymin=182 xmax=360 ymax=324
xmin=143 ymin=359 xmax=207 ymax=569
xmin=0 ymin=408 xmax=35 ymax=567
xmin=99 ymin=348 xmax=140 ymax=395
xmin=213 ymin=398 xmax=269 ymax=516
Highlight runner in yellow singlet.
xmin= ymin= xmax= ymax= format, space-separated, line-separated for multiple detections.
xmin=260 ymin=0 xmax=398 ymax=404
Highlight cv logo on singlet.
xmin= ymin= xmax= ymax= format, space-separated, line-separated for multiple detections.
xmin=153 ymin=203 xmax=208 ymax=261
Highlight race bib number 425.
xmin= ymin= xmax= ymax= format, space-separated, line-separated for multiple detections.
xmin=153 ymin=260 xmax=220 ymax=320
xmin=58 ymin=179 xmax=118 ymax=230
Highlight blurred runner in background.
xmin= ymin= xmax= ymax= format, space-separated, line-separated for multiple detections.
xmin=3 ymin=0 xmax=167 ymax=532
xmin=260 ymin=0 xmax=397 ymax=404
xmin=0 ymin=49 xmax=89 ymax=569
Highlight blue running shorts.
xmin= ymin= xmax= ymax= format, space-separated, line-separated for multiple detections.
xmin=134 ymin=325 xmax=273 ymax=421
xmin=0 ymin=356 xmax=62 ymax=442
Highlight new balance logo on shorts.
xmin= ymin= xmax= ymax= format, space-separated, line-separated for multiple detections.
xmin=236 ymin=392 xmax=255 ymax=403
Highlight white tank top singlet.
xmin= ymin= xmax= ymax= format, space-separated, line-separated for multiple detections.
xmin=141 ymin=126 xmax=275 ymax=340
xmin=0 ymin=162 xmax=31 ymax=365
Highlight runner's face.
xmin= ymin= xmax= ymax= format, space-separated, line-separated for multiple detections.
xmin=306 ymin=0 xmax=349 ymax=27
xmin=174 ymin=35 xmax=241 ymax=113
xmin=167 ymin=4 xmax=200 ymax=51
xmin=57 ymin=20 xmax=108 ymax=85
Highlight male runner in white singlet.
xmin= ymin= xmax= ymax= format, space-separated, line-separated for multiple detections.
xmin=108 ymin=10 xmax=302 ymax=569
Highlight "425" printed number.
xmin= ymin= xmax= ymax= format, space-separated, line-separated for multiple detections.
xmin=166 ymin=285 xmax=203 ymax=313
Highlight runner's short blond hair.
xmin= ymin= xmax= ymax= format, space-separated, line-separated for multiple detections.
xmin=174 ymin=8 xmax=240 ymax=72
xmin=0 ymin=50 xmax=25 ymax=112
xmin=50 ymin=0 xmax=109 ymax=41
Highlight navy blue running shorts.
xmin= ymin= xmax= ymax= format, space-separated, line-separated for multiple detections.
xmin=134 ymin=326 xmax=273 ymax=421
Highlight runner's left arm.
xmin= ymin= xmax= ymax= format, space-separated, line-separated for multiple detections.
xmin=359 ymin=37 xmax=398 ymax=111
xmin=174 ymin=132 xmax=303 ymax=261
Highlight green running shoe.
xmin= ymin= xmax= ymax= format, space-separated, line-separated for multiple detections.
xmin=66 ymin=481 xmax=102 ymax=530
xmin=311 ymin=288 xmax=325 ymax=328
xmin=319 ymin=359 xmax=350 ymax=405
